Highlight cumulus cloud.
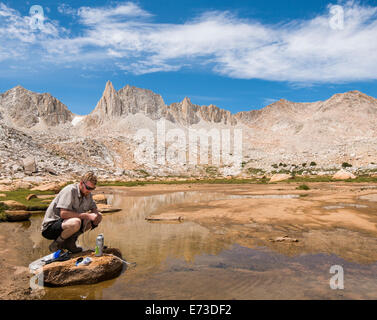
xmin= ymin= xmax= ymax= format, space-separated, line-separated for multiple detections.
xmin=1 ymin=1 xmax=377 ymax=83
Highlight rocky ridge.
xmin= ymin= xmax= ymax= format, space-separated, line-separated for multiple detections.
xmin=0 ymin=86 xmax=73 ymax=129
xmin=0 ymin=82 xmax=377 ymax=180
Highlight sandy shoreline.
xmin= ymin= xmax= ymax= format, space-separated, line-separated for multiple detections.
xmin=1 ymin=181 xmax=377 ymax=299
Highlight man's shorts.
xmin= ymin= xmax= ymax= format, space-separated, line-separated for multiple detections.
xmin=42 ymin=218 xmax=64 ymax=240
xmin=42 ymin=218 xmax=97 ymax=240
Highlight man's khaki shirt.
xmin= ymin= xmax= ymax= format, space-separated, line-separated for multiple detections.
xmin=41 ymin=183 xmax=97 ymax=232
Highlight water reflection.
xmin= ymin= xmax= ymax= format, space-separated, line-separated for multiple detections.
xmin=41 ymin=191 xmax=237 ymax=299
xmin=3 ymin=190 xmax=377 ymax=299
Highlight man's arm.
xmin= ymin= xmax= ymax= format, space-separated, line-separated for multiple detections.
xmin=60 ymin=209 xmax=93 ymax=220
xmin=90 ymin=207 xmax=99 ymax=214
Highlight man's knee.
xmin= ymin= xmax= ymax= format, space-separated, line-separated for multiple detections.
xmin=63 ymin=217 xmax=81 ymax=232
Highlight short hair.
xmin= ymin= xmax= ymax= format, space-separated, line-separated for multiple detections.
xmin=81 ymin=171 xmax=97 ymax=185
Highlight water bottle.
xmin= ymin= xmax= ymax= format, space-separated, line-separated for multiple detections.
xmin=95 ymin=234 xmax=104 ymax=257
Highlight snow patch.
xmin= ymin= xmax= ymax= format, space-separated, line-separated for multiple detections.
xmin=72 ymin=116 xmax=84 ymax=126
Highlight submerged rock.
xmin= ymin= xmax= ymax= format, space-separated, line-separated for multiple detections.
xmin=40 ymin=249 xmax=124 ymax=287
xmin=96 ymin=203 xmax=121 ymax=213
xmin=146 ymin=214 xmax=184 ymax=222
xmin=269 ymin=235 xmax=299 ymax=243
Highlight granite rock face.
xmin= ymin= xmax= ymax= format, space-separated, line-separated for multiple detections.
xmin=85 ymin=81 xmax=237 ymax=126
xmin=0 ymin=86 xmax=73 ymax=128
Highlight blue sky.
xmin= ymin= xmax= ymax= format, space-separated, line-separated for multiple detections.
xmin=0 ymin=0 xmax=377 ymax=115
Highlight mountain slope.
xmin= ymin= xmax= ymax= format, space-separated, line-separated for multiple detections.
xmin=0 ymin=85 xmax=73 ymax=129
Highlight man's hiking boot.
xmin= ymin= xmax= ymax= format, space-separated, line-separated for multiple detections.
xmin=48 ymin=236 xmax=65 ymax=253
xmin=63 ymin=233 xmax=83 ymax=253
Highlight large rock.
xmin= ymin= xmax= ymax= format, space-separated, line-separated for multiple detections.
xmin=14 ymin=180 xmax=34 ymax=190
xmin=332 ymin=170 xmax=356 ymax=180
xmin=40 ymin=250 xmax=124 ymax=287
xmin=5 ymin=210 xmax=31 ymax=222
xmin=2 ymin=200 xmax=27 ymax=210
xmin=0 ymin=184 xmax=14 ymax=192
xmin=31 ymin=182 xmax=66 ymax=193
xmin=96 ymin=203 xmax=121 ymax=214
xmin=92 ymin=194 xmax=107 ymax=204
xmin=23 ymin=157 xmax=37 ymax=174
xmin=269 ymin=173 xmax=292 ymax=183
xmin=26 ymin=194 xmax=37 ymax=201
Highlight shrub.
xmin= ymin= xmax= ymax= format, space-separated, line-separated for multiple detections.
xmin=310 ymin=162 xmax=317 ymax=166
xmin=296 ymin=184 xmax=310 ymax=190
xmin=342 ymin=162 xmax=352 ymax=168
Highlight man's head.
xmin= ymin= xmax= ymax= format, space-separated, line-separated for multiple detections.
xmin=79 ymin=171 xmax=97 ymax=196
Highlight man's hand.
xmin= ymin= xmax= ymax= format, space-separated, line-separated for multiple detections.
xmin=80 ymin=212 xmax=97 ymax=222
xmin=93 ymin=212 xmax=102 ymax=225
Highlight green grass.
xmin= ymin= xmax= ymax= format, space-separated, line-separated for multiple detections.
xmin=296 ymin=184 xmax=310 ymax=190
xmin=247 ymin=168 xmax=266 ymax=175
xmin=286 ymin=176 xmax=335 ymax=183
xmin=0 ymin=202 xmax=8 ymax=221
xmin=1 ymin=189 xmax=54 ymax=211
xmin=344 ymin=176 xmax=377 ymax=183
xmin=98 ymin=177 xmax=270 ymax=187
xmin=97 ymin=174 xmax=377 ymax=187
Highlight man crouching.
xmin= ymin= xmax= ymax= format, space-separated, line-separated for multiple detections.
xmin=41 ymin=171 xmax=103 ymax=253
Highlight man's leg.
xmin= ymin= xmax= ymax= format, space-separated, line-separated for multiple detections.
xmin=61 ymin=218 xmax=84 ymax=253
xmin=61 ymin=217 xmax=82 ymax=239
xmin=63 ymin=216 xmax=103 ymax=253
xmin=48 ymin=217 xmax=82 ymax=252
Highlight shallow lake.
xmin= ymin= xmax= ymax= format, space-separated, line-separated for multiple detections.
xmin=5 ymin=190 xmax=377 ymax=299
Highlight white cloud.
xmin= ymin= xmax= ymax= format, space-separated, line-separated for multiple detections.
xmin=78 ymin=2 xmax=151 ymax=25
xmin=57 ymin=4 xmax=76 ymax=16
xmin=1 ymin=1 xmax=377 ymax=83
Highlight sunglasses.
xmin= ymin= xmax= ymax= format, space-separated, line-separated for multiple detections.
xmin=82 ymin=181 xmax=96 ymax=191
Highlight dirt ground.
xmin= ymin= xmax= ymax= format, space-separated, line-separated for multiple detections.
xmin=1 ymin=181 xmax=377 ymax=299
